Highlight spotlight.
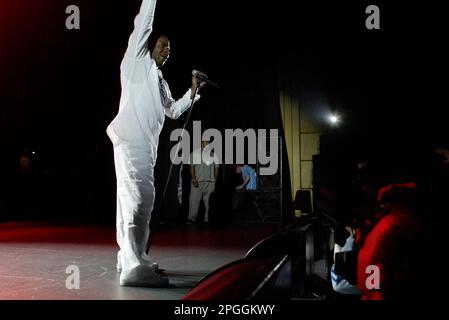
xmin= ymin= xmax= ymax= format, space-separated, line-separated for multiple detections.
xmin=328 ymin=114 xmax=340 ymax=126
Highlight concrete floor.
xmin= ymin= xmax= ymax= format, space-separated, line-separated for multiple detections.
xmin=0 ymin=222 xmax=280 ymax=300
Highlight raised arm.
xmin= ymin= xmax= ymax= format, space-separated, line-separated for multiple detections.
xmin=125 ymin=0 xmax=158 ymax=60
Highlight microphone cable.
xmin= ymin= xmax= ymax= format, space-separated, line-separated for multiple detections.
xmin=146 ymin=86 xmax=199 ymax=254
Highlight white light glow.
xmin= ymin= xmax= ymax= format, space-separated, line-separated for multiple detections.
xmin=329 ymin=114 xmax=340 ymax=125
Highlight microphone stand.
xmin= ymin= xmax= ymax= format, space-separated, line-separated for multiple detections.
xmin=146 ymin=86 xmax=200 ymax=254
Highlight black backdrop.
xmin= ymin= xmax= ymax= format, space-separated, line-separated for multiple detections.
xmin=0 ymin=0 xmax=447 ymax=223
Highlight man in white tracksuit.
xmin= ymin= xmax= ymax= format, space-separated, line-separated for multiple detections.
xmin=106 ymin=0 xmax=203 ymax=287
xmin=187 ymin=140 xmax=220 ymax=224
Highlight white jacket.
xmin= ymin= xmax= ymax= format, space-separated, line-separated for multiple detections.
xmin=107 ymin=0 xmax=200 ymax=151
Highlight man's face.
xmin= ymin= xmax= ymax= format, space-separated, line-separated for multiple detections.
xmin=236 ymin=166 xmax=243 ymax=174
xmin=152 ymin=36 xmax=170 ymax=67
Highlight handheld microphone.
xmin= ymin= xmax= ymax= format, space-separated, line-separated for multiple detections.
xmin=192 ymin=70 xmax=220 ymax=88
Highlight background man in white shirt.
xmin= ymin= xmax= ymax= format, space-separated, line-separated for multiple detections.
xmin=187 ymin=140 xmax=220 ymax=224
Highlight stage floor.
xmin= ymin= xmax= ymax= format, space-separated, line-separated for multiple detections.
xmin=0 ymin=221 xmax=280 ymax=300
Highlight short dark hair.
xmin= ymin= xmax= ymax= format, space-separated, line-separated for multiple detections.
xmin=147 ymin=32 xmax=168 ymax=53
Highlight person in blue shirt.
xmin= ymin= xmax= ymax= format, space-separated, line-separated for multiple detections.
xmin=331 ymin=226 xmax=361 ymax=296
xmin=236 ymin=165 xmax=257 ymax=191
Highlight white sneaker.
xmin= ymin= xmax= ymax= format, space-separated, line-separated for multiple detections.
xmin=117 ymin=251 xmax=122 ymax=273
xmin=117 ymin=252 xmax=159 ymax=273
xmin=120 ymin=265 xmax=169 ymax=287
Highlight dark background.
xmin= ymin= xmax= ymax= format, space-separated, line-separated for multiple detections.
xmin=0 ymin=0 xmax=448 ymax=223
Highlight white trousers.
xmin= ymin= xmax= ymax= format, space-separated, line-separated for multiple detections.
xmin=112 ymin=136 xmax=157 ymax=277
xmin=188 ymin=182 xmax=215 ymax=222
